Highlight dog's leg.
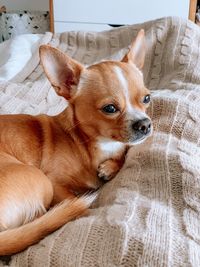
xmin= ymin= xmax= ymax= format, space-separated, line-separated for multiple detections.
xmin=0 ymin=152 xmax=53 ymax=230
xmin=97 ymin=159 xmax=122 ymax=181
xmin=97 ymin=146 xmax=128 ymax=181
xmin=51 ymin=183 xmax=77 ymax=205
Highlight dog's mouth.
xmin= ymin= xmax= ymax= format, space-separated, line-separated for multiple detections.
xmin=130 ymin=135 xmax=148 ymax=145
xmin=127 ymin=126 xmax=153 ymax=145
xmin=110 ymin=129 xmax=152 ymax=144
xmin=105 ymin=120 xmax=153 ymax=144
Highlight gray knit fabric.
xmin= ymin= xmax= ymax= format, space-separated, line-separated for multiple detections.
xmin=1 ymin=16 xmax=200 ymax=266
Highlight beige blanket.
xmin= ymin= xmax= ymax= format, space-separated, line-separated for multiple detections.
xmin=1 ymin=16 xmax=200 ymax=267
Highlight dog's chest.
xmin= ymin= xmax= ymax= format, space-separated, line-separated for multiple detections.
xmin=96 ymin=138 xmax=125 ymax=160
xmin=46 ymin=138 xmax=125 ymax=194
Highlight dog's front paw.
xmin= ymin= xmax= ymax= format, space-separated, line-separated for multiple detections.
xmin=97 ymin=159 xmax=120 ymax=181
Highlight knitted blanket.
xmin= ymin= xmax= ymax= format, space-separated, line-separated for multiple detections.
xmin=1 ymin=16 xmax=200 ymax=267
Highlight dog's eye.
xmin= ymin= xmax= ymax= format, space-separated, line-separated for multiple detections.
xmin=102 ymin=104 xmax=118 ymax=114
xmin=143 ymin=94 xmax=151 ymax=104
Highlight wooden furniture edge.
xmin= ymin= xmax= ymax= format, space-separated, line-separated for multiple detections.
xmin=189 ymin=0 xmax=197 ymax=21
xmin=49 ymin=0 xmax=54 ymax=33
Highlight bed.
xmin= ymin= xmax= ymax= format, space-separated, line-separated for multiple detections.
xmin=0 ymin=16 xmax=200 ymax=267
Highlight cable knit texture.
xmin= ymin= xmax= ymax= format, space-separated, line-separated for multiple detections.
xmin=1 ymin=17 xmax=200 ymax=266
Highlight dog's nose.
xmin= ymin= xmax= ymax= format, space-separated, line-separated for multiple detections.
xmin=132 ymin=118 xmax=151 ymax=135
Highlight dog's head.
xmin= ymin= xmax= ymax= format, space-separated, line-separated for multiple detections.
xmin=40 ymin=30 xmax=152 ymax=144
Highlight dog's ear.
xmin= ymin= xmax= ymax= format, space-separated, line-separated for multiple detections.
xmin=122 ymin=29 xmax=145 ymax=69
xmin=39 ymin=45 xmax=84 ymax=100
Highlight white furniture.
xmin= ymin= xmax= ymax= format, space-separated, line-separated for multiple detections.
xmin=51 ymin=0 xmax=196 ymax=33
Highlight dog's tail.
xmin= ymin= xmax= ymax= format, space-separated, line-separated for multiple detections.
xmin=0 ymin=193 xmax=96 ymax=256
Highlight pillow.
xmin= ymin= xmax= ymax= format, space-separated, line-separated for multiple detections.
xmin=0 ymin=11 xmax=49 ymax=43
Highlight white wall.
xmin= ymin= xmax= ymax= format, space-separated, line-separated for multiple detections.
xmin=1 ymin=0 xmax=49 ymax=11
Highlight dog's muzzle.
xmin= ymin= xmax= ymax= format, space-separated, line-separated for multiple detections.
xmin=130 ymin=118 xmax=152 ymax=142
xmin=132 ymin=118 xmax=151 ymax=135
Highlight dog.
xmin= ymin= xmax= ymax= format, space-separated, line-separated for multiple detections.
xmin=0 ymin=29 xmax=152 ymax=255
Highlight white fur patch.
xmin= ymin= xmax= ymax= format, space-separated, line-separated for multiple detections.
xmin=114 ymin=66 xmax=131 ymax=111
xmin=82 ymin=191 xmax=98 ymax=206
xmin=97 ymin=137 xmax=124 ymax=158
xmin=113 ymin=66 xmax=145 ymax=121
xmin=0 ymin=198 xmax=46 ymax=230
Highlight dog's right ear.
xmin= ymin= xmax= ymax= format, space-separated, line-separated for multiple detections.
xmin=39 ymin=45 xmax=84 ymax=100
xmin=122 ymin=29 xmax=145 ymax=69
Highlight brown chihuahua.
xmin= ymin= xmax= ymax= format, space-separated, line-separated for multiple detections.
xmin=0 ymin=30 xmax=152 ymax=255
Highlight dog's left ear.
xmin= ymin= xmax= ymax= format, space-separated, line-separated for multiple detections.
xmin=122 ymin=29 xmax=145 ymax=69
xmin=39 ymin=45 xmax=84 ymax=100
